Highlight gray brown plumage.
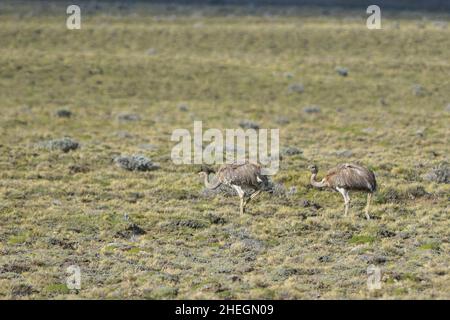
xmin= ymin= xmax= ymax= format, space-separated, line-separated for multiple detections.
xmin=198 ymin=162 xmax=270 ymax=214
xmin=308 ymin=163 xmax=377 ymax=220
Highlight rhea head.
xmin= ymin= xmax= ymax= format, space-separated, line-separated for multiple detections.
xmin=308 ymin=164 xmax=318 ymax=174
xmin=197 ymin=165 xmax=215 ymax=177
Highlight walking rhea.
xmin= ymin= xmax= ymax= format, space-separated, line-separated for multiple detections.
xmin=198 ymin=162 xmax=271 ymax=214
xmin=308 ymin=163 xmax=377 ymax=220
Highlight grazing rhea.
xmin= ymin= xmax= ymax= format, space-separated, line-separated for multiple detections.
xmin=198 ymin=162 xmax=270 ymax=214
xmin=308 ymin=163 xmax=377 ymax=220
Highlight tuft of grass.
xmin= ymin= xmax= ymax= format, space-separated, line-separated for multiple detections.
xmin=44 ymin=284 xmax=70 ymax=295
xmin=418 ymin=242 xmax=440 ymax=251
xmin=349 ymin=235 xmax=375 ymax=245
xmin=126 ymin=247 xmax=141 ymax=255
xmin=7 ymin=234 xmax=29 ymax=245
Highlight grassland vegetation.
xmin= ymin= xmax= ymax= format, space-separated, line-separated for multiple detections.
xmin=0 ymin=2 xmax=449 ymax=299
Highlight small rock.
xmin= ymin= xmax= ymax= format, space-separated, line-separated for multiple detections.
xmin=416 ymin=128 xmax=426 ymax=137
xmin=336 ymin=67 xmax=348 ymax=77
xmin=412 ymin=84 xmax=426 ymax=97
xmin=335 ymin=149 xmax=353 ymax=158
xmin=282 ymin=146 xmax=302 ymax=156
xmin=303 ymin=106 xmax=321 ymax=114
xmin=146 ymin=48 xmax=157 ymax=56
xmin=445 ymin=104 xmax=450 ymax=112
xmin=318 ymin=255 xmax=331 ymax=263
xmin=55 ymin=109 xmax=72 ymax=118
xmin=275 ymin=116 xmax=290 ymax=125
xmin=423 ymin=162 xmax=449 ymax=184
xmin=38 ymin=137 xmax=79 ymax=153
xmin=114 ymin=154 xmax=159 ymax=171
xmin=288 ymin=83 xmax=304 ymax=94
xmin=239 ymin=120 xmax=259 ymax=130
xmin=116 ymin=131 xmax=133 ymax=139
xmin=379 ymin=98 xmax=388 ymax=106
xmin=178 ymin=103 xmax=189 ymax=112
xmin=117 ymin=113 xmax=141 ymax=122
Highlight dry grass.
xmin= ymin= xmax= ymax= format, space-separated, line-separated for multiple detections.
xmin=0 ymin=2 xmax=449 ymax=299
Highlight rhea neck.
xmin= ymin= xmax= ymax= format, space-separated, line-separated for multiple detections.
xmin=202 ymin=172 xmax=221 ymax=190
xmin=202 ymin=172 xmax=212 ymax=187
xmin=310 ymin=172 xmax=326 ymax=188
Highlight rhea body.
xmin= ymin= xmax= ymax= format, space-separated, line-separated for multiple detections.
xmin=199 ymin=162 xmax=269 ymax=214
xmin=309 ymin=163 xmax=377 ymax=220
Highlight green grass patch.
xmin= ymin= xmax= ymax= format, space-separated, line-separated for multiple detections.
xmin=7 ymin=234 xmax=29 ymax=245
xmin=44 ymin=283 xmax=70 ymax=295
xmin=418 ymin=242 xmax=440 ymax=251
xmin=349 ymin=235 xmax=375 ymax=245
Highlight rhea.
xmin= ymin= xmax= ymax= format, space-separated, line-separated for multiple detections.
xmin=308 ymin=163 xmax=377 ymax=220
xmin=198 ymin=162 xmax=270 ymax=214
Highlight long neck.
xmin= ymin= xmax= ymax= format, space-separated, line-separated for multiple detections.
xmin=203 ymin=173 xmax=222 ymax=190
xmin=310 ymin=173 xmax=326 ymax=188
xmin=203 ymin=173 xmax=212 ymax=187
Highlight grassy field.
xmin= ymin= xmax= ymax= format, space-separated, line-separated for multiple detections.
xmin=0 ymin=2 xmax=449 ymax=299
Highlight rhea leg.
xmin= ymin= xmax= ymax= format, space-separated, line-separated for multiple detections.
xmin=244 ymin=190 xmax=261 ymax=207
xmin=365 ymin=193 xmax=372 ymax=220
xmin=344 ymin=191 xmax=350 ymax=216
xmin=337 ymin=187 xmax=350 ymax=216
xmin=232 ymin=185 xmax=245 ymax=214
